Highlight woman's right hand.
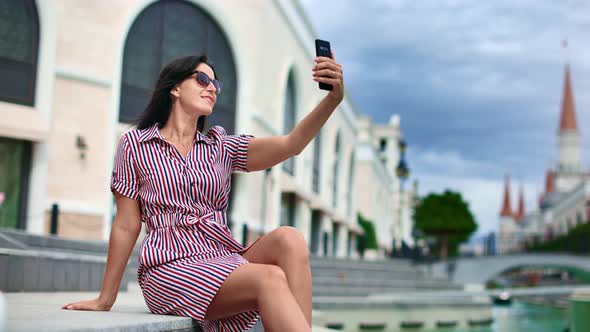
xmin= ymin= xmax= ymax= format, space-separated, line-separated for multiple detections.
xmin=61 ymin=297 xmax=113 ymax=311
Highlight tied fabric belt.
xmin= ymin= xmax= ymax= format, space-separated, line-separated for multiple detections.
xmin=187 ymin=210 xmax=245 ymax=252
xmin=148 ymin=211 xmax=245 ymax=253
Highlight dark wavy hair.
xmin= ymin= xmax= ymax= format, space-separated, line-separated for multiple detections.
xmin=135 ymin=54 xmax=217 ymax=132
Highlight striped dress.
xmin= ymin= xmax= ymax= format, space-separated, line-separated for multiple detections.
xmin=110 ymin=123 xmax=260 ymax=331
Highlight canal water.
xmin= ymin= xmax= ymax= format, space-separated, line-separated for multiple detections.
xmin=421 ymin=302 xmax=568 ymax=332
xmin=321 ymin=301 xmax=569 ymax=332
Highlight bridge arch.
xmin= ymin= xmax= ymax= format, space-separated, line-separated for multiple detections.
xmin=431 ymin=254 xmax=590 ymax=285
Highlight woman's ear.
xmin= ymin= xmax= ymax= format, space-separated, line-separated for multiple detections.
xmin=170 ymin=84 xmax=180 ymax=98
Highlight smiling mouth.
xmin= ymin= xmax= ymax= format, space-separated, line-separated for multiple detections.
xmin=202 ymin=96 xmax=214 ymax=104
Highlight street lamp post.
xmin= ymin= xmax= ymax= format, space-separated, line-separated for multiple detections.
xmin=395 ymin=139 xmax=409 ymax=255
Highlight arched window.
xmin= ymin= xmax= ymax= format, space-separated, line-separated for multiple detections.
xmin=282 ymin=71 xmax=296 ymax=175
xmin=312 ymin=130 xmax=321 ymax=194
xmin=347 ymin=152 xmax=355 ymax=217
xmin=120 ymin=0 xmax=237 ymax=133
xmin=0 ymin=0 xmax=39 ymax=105
xmin=0 ymin=137 xmax=31 ymax=229
xmin=332 ymin=223 xmax=340 ymax=256
xmin=332 ymin=132 xmax=341 ymax=208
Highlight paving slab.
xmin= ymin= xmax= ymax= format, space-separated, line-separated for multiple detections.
xmin=4 ymin=283 xmax=334 ymax=332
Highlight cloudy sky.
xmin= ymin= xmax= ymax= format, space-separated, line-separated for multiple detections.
xmin=300 ymin=0 xmax=590 ymax=237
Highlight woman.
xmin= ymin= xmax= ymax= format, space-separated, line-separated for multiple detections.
xmin=62 ymin=53 xmax=344 ymax=332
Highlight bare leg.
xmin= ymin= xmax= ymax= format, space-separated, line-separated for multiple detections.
xmin=242 ymin=226 xmax=312 ymax=326
xmin=205 ymin=263 xmax=309 ymax=332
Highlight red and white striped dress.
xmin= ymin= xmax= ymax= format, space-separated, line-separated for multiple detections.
xmin=110 ymin=123 xmax=260 ymax=331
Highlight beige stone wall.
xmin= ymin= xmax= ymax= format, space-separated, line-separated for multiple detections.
xmin=54 ymin=0 xmax=138 ymax=79
xmin=44 ymin=211 xmax=103 ymax=241
xmin=1 ymin=1 xmax=406 ymax=259
xmin=46 ymin=77 xmax=112 ymax=208
xmin=355 ymin=162 xmax=378 ymax=222
xmin=0 ymin=101 xmax=49 ymax=141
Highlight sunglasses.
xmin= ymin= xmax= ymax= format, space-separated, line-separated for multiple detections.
xmin=191 ymin=70 xmax=222 ymax=94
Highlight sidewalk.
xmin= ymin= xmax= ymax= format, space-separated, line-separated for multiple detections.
xmin=4 ymin=283 xmax=334 ymax=332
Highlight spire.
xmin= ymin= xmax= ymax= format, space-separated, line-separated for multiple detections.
xmin=545 ymin=168 xmax=555 ymax=194
xmin=500 ymin=174 xmax=513 ymax=217
xmin=515 ymin=186 xmax=525 ymax=222
xmin=559 ymin=64 xmax=578 ymax=132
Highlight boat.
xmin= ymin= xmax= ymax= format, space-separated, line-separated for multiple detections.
xmin=400 ymin=320 xmax=424 ymax=329
xmin=468 ymin=317 xmax=494 ymax=326
xmin=359 ymin=322 xmax=387 ymax=330
xmin=325 ymin=322 xmax=344 ymax=330
xmin=492 ymin=291 xmax=513 ymax=305
xmin=436 ymin=320 xmax=458 ymax=328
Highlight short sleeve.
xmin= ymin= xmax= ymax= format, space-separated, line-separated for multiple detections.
xmin=110 ymin=134 xmax=140 ymax=200
xmin=213 ymin=126 xmax=255 ymax=172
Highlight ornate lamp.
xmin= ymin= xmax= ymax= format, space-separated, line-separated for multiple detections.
xmin=394 ymin=139 xmax=410 ymax=254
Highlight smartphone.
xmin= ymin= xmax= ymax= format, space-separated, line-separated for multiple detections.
xmin=315 ymin=39 xmax=333 ymax=91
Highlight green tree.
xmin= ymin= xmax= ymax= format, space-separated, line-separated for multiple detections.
xmin=413 ymin=190 xmax=477 ymax=259
xmin=357 ymin=213 xmax=378 ymax=251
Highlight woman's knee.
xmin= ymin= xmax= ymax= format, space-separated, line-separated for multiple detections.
xmin=258 ymin=264 xmax=289 ymax=292
xmin=275 ymin=226 xmax=310 ymax=263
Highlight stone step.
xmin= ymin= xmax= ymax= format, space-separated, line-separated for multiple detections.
xmin=312 ymin=285 xmax=457 ymax=297
xmin=310 ymin=259 xmax=414 ymax=272
xmin=0 ymin=228 xmax=142 ymax=259
xmin=0 ymin=248 xmax=134 ymax=292
xmin=0 ymin=228 xmax=109 ymax=253
xmin=5 ymin=286 xmax=336 ymax=332
xmin=311 ymin=256 xmax=412 ymax=265
xmin=311 ymin=269 xmax=422 ymax=280
xmin=313 ymin=287 xmax=406 ymax=297
xmin=0 ymin=229 xmax=455 ymax=297
xmin=312 ymin=276 xmax=452 ymax=288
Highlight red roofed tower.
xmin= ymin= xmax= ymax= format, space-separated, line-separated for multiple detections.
xmin=500 ymin=175 xmax=513 ymax=218
xmin=498 ymin=174 xmax=517 ymax=254
xmin=514 ymin=186 xmax=525 ymax=222
xmin=559 ymin=65 xmax=578 ymax=132
xmin=556 ymin=63 xmax=583 ymax=191
xmin=545 ymin=168 xmax=555 ymax=194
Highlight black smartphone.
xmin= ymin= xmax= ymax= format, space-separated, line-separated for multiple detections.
xmin=315 ymin=39 xmax=333 ymax=91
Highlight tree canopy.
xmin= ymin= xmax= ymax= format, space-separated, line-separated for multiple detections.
xmin=414 ymin=190 xmax=478 ymax=259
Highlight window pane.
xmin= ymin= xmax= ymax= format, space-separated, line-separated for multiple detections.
xmin=0 ymin=0 xmax=35 ymax=62
xmin=282 ymin=73 xmax=296 ymax=175
xmin=332 ymin=133 xmax=340 ymax=207
xmin=122 ymin=4 xmax=162 ymax=91
xmin=0 ymin=137 xmax=26 ymax=228
xmin=161 ymin=1 xmax=207 ymax=65
xmin=0 ymin=0 xmax=38 ymax=105
xmin=347 ymin=153 xmax=354 ymax=216
xmin=0 ymin=59 xmax=34 ymax=103
xmin=120 ymin=0 xmax=237 ymax=131
xmin=312 ymin=131 xmax=321 ymax=193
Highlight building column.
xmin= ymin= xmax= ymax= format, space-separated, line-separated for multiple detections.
xmin=297 ymin=201 xmax=311 ymax=245
xmin=319 ymin=214 xmax=332 ymax=257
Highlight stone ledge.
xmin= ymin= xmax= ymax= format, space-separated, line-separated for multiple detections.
xmin=5 ymin=286 xmax=335 ymax=332
xmin=0 ymin=249 xmax=135 ymax=293
xmin=0 ymin=247 xmax=107 ymax=262
xmin=5 ymin=289 xmax=199 ymax=332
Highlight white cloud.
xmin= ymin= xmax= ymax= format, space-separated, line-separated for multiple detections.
xmin=411 ymin=149 xmax=541 ymax=236
xmin=300 ymin=0 xmax=590 ymax=237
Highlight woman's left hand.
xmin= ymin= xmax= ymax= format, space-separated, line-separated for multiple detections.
xmin=313 ymin=51 xmax=344 ymax=103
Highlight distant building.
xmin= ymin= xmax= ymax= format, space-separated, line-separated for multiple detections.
xmin=355 ymin=115 xmax=416 ymax=257
xmin=484 ymin=232 xmax=496 ymax=256
xmin=459 ymin=241 xmax=485 ymax=257
xmin=460 ymin=232 xmax=495 ymax=257
xmin=497 ymin=64 xmax=590 ymax=254
xmin=0 ymin=0 xmax=415 ymax=259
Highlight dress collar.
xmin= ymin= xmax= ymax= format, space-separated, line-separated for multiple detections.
xmin=138 ymin=124 xmax=215 ymax=145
